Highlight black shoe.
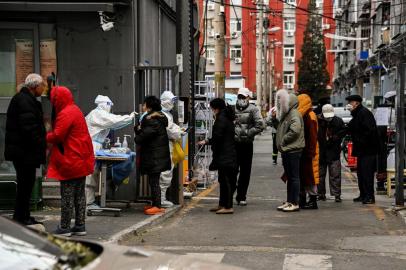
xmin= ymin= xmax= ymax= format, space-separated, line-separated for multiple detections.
xmin=21 ymin=217 xmax=43 ymax=226
xmin=53 ymin=226 xmax=72 ymax=237
xmin=335 ymin=196 xmax=342 ymax=203
xmin=29 ymin=217 xmax=43 ymax=225
xmin=273 ymin=160 xmax=277 ymax=165
xmin=317 ymin=195 xmax=327 ymax=201
xmin=362 ymin=198 xmax=375 ymax=204
xmin=353 ymin=196 xmax=364 ymax=202
xmin=302 ymin=201 xmax=318 ymax=210
xmin=71 ymin=224 xmax=87 ymax=236
xmin=302 ymin=196 xmax=318 ymax=210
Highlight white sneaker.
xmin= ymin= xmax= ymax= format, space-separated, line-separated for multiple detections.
xmin=239 ymin=200 xmax=247 ymax=206
xmin=277 ymin=202 xmax=289 ymax=211
xmin=161 ymin=200 xmax=174 ymax=208
xmin=282 ymin=203 xmax=300 ymax=212
xmin=87 ymin=203 xmax=102 ymax=212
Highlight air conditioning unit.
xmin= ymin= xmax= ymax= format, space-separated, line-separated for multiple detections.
xmin=335 ymin=8 xmax=344 ymax=17
xmin=287 ymin=57 xmax=295 ymax=64
xmin=286 ymin=31 xmax=294 ymax=37
xmin=234 ymin=57 xmax=242 ymax=64
xmin=322 ymin=24 xmax=331 ymax=30
xmin=284 ymin=83 xmax=294 ymax=89
xmin=341 ymin=40 xmax=347 ymax=48
xmin=231 ymin=31 xmax=240 ymax=39
xmin=207 ymin=3 xmax=215 ymax=11
xmin=208 ymin=58 xmax=215 ymax=64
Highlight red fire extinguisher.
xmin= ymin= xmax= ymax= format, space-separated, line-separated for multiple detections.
xmin=347 ymin=141 xmax=357 ymax=170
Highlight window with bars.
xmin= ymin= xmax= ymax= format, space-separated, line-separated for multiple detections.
xmin=230 ymin=19 xmax=242 ymax=33
xmin=230 ymin=46 xmax=242 ymax=59
xmin=283 ymin=45 xmax=295 ymax=58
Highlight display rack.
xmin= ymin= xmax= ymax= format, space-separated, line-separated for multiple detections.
xmin=194 ymin=81 xmax=216 ymax=188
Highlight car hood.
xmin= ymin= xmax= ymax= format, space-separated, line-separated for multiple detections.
xmin=83 ymin=242 xmax=246 ymax=270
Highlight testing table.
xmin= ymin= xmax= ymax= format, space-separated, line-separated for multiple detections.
xmin=87 ymin=155 xmax=129 ymax=217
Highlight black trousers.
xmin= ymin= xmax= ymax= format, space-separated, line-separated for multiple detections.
xmin=236 ymin=142 xmax=254 ymax=202
xmin=60 ymin=177 xmax=86 ymax=229
xmin=357 ymin=155 xmax=376 ymax=200
xmin=272 ymin=133 xmax=278 ymax=163
xmin=218 ymin=167 xmax=237 ymax=209
xmin=282 ymin=151 xmax=302 ymax=204
xmin=13 ymin=162 xmax=37 ymax=224
xmin=148 ymin=173 xmax=162 ymax=207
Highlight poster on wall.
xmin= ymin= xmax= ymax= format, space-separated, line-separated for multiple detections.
xmin=15 ymin=39 xmax=34 ymax=91
xmin=40 ymin=40 xmax=57 ymax=86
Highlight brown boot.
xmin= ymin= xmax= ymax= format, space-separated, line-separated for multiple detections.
xmin=216 ymin=208 xmax=234 ymax=214
xmin=210 ymin=206 xmax=223 ymax=212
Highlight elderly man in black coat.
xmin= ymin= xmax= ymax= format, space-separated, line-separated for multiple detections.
xmin=346 ymin=95 xmax=379 ymax=204
xmin=5 ymin=73 xmax=47 ymax=225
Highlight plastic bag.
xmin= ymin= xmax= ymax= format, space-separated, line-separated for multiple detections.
xmin=172 ymin=141 xmax=185 ymax=165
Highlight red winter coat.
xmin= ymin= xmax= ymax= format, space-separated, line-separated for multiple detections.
xmin=46 ymin=86 xmax=94 ymax=180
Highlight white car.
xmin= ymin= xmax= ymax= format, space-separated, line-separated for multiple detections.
xmin=333 ymin=107 xmax=352 ymax=124
xmin=0 ymin=217 xmax=245 ymax=270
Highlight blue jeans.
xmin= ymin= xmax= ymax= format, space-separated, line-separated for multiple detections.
xmin=282 ymin=151 xmax=302 ymax=204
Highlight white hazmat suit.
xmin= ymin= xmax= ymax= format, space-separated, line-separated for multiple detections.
xmin=85 ymin=95 xmax=136 ymax=207
xmin=160 ymin=91 xmax=182 ymax=208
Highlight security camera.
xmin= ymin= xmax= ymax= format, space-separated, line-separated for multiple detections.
xmin=214 ymin=33 xmax=221 ymax=40
xmin=99 ymin=11 xmax=114 ymax=32
xmin=101 ymin=22 xmax=114 ymax=32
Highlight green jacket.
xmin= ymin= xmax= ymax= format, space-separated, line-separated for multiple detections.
xmin=273 ymin=93 xmax=305 ymax=153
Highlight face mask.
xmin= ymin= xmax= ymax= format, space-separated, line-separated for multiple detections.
xmin=98 ymin=103 xmax=112 ymax=113
xmin=139 ymin=112 xmax=148 ymax=122
xmin=325 ymin=117 xmax=333 ymax=122
xmin=161 ymin=100 xmax=174 ymax=112
xmin=237 ymin=99 xmax=249 ymax=108
xmin=346 ymin=104 xmax=354 ymax=111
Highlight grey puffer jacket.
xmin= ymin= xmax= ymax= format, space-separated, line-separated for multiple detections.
xmin=234 ymin=103 xmax=264 ymax=143
xmin=273 ymin=91 xmax=305 ymax=153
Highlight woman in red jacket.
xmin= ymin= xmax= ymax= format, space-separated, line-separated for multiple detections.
xmin=47 ymin=86 xmax=94 ymax=236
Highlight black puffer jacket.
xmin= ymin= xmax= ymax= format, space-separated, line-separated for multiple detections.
xmin=5 ymin=87 xmax=46 ymax=166
xmin=135 ymin=111 xmax=171 ymax=174
xmin=347 ymin=105 xmax=379 ymax=157
xmin=208 ymin=109 xmax=237 ymax=170
xmin=318 ymin=116 xmax=346 ymax=163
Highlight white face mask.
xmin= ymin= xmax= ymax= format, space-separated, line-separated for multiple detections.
xmin=98 ymin=103 xmax=112 ymax=113
xmin=346 ymin=104 xmax=354 ymax=111
xmin=161 ymin=100 xmax=174 ymax=112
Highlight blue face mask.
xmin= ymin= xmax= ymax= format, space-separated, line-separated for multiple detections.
xmin=139 ymin=112 xmax=148 ymax=122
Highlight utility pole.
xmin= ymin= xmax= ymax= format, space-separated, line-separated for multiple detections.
xmin=395 ymin=62 xmax=405 ymax=207
xmin=214 ymin=0 xmax=226 ymax=98
xmin=256 ymin=0 xmax=264 ymax=107
xmin=269 ymin=41 xmax=275 ymax=108
xmin=263 ymin=27 xmax=269 ymax=110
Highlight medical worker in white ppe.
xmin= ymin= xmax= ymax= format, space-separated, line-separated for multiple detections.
xmin=85 ymin=95 xmax=136 ymax=209
xmin=160 ymin=91 xmax=182 ymax=208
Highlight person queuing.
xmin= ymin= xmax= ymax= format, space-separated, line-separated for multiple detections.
xmin=85 ymin=95 xmax=136 ymax=210
xmin=5 ymin=73 xmax=47 ymax=226
xmin=234 ymin=87 xmax=264 ymax=206
xmin=160 ymin=91 xmax=182 ymax=208
xmin=297 ymin=94 xmax=320 ymax=210
xmin=273 ymin=89 xmax=305 ymax=212
xmin=317 ymin=104 xmax=346 ymax=202
xmin=135 ymin=96 xmax=171 ymax=215
xmin=266 ymin=106 xmax=278 ymax=165
xmin=47 ymin=86 xmax=94 ymax=236
xmin=198 ymin=98 xmax=237 ymax=214
xmin=346 ymin=95 xmax=379 ymax=204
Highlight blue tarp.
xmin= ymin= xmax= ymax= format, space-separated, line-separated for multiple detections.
xmin=96 ymin=151 xmax=136 ymax=185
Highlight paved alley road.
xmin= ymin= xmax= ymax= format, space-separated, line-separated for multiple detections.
xmin=122 ymin=131 xmax=406 ymax=270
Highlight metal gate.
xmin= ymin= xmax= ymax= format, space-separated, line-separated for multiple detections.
xmin=133 ymin=66 xmax=178 ymax=200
